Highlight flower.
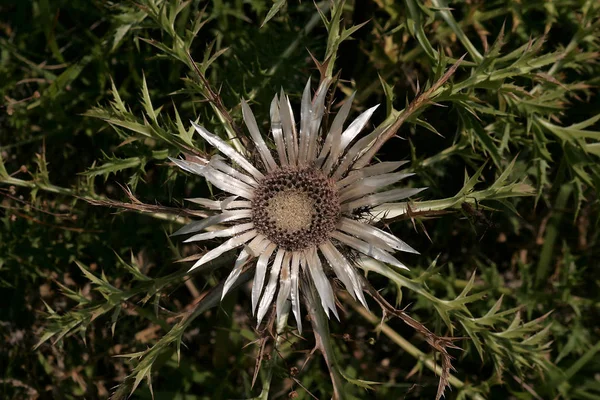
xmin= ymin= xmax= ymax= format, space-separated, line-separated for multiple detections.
xmin=170 ymin=79 xmax=424 ymax=333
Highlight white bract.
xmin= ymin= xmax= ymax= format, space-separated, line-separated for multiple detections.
xmin=171 ymin=79 xmax=424 ymax=333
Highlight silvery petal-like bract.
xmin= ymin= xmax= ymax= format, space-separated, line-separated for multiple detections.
xmin=171 ymin=78 xmax=424 ymax=330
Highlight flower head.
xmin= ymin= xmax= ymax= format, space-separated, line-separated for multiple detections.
xmin=171 ymin=79 xmax=424 ymax=332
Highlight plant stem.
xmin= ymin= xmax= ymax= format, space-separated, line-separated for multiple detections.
xmin=535 ymin=183 xmax=572 ymax=285
xmin=305 ymin=280 xmax=346 ymax=400
xmin=248 ymin=1 xmax=331 ymax=100
xmin=0 ymin=175 xmax=188 ymax=225
xmin=341 ymin=292 xmax=486 ymax=400
xmin=530 ymin=0 xmax=593 ymax=95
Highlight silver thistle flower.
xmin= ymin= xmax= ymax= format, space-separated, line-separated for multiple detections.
xmin=170 ymin=79 xmax=425 ymax=332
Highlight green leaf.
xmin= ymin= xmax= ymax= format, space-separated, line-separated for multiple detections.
xmin=430 ymin=0 xmax=483 ymax=63
xmin=45 ymin=55 xmax=92 ymax=99
xmin=537 ymin=117 xmax=600 ymax=142
xmin=172 ymin=104 xmax=194 ymax=145
xmin=461 ymin=112 xmax=502 ymax=167
xmin=0 ymin=152 xmax=8 ymax=178
xmin=82 ymin=155 xmax=144 ymax=179
xmin=141 ymin=73 xmax=158 ymax=123
xmin=405 ymin=0 xmax=437 ymax=60
xmin=261 ymin=0 xmax=287 ymax=27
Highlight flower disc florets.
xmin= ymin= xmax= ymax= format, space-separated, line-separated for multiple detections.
xmin=252 ymin=167 xmax=340 ymax=251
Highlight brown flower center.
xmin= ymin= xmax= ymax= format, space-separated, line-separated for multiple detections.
xmin=252 ymin=167 xmax=340 ymax=251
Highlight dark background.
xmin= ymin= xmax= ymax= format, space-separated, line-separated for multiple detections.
xmin=1 ymin=0 xmax=599 ymax=399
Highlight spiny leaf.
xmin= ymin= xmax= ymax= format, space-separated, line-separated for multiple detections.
xmin=261 ymin=0 xmax=287 ymax=28
xmin=82 ymin=155 xmax=144 ymax=180
xmin=141 ymin=73 xmax=158 ymax=123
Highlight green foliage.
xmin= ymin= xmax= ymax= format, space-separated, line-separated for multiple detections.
xmin=1 ymin=0 xmax=599 ymax=399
